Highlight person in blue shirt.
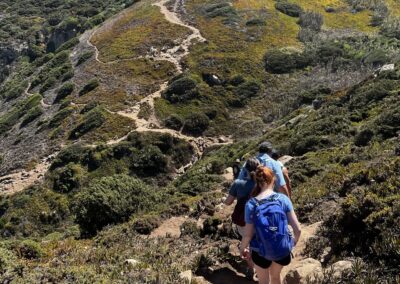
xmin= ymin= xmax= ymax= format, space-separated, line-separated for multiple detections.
xmin=240 ymin=166 xmax=301 ymax=284
xmin=238 ymin=142 xmax=290 ymax=197
xmin=224 ymin=157 xmax=260 ymax=280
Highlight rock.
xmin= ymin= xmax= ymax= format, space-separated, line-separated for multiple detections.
xmin=287 ymin=114 xmax=307 ymax=125
xmin=124 ymin=259 xmax=140 ymax=268
xmin=202 ymin=73 xmax=221 ymax=86
xmin=379 ymin=63 xmax=395 ymax=72
xmin=218 ymin=136 xmax=226 ymax=143
xmin=228 ymin=241 xmax=241 ymax=257
xmin=331 ymin=260 xmax=353 ymax=278
xmin=320 ymin=246 xmax=332 ymax=263
xmin=284 ymin=258 xmax=323 ymax=284
xmin=279 ymin=155 xmax=294 ymax=165
xmin=312 ymin=99 xmax=322 ymax=110
xmin=179 ymin=270 xmax=192 ymax=283
xmin=324 ymin=6 xmax=335 ymax=13
xmin=224 ymin=167 xmax=233 ymax=175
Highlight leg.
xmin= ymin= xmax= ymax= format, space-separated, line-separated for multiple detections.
xmin=254 ymin=264 xmax=269 ymax=284
xmin=269 ymin=262 xmax=283 ymax=284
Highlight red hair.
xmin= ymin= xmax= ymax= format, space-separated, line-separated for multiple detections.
xmin=251 ymin=166 xmax=275 ymax=197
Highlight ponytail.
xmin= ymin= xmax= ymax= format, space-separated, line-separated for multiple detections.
xmin=250 ymin=166 xmax=275 ymax=197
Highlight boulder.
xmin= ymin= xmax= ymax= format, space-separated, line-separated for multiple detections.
xmin=179 ymin=270 xmax=192 ymax=283
xmin=379 ymin=63 xmax=395 ymax=73
xmin=284 ymin=258 xmax=323 ymax=284
xmin=202 ymin=73 xmax=222 ymax=86
xmin=331 ymin=260 xmax=353 ymax=278
xmin=312 ymin=99 xmax=322 ymax=110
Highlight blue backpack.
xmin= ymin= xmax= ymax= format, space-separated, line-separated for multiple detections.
xmin=250 ymin=194 xmax=294 ymax=261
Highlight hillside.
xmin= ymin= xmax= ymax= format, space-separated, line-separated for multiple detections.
xmin=0 ymin=0 xmax=399 ymax=283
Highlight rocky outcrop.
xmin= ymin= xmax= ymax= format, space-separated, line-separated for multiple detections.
xmin=330 ymin=260 xmax=353 ymax=278
xmin=284 ymin=258 xmax=323 ymax=284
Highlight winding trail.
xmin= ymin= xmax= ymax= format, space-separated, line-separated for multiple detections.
xmin=0 ymin=0 xmax=230 ymax=195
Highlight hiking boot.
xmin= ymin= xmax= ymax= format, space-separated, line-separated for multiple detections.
xmin=245 ymin=268 xmax=254 ymax=281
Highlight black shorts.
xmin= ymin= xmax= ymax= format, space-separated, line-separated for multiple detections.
xmin=251 ymin=251 xmax=291 ymax=269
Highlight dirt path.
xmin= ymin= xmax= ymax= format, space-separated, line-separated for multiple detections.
xmin=150 ymin=216 xmax=188 ymax=238
xmin=200 ymin=219 xmax=321 ymax=284
xmin=0 ymin=153 xmax=58 ymax=195
xmin=0 ymin=0 xmax=227 ymax=195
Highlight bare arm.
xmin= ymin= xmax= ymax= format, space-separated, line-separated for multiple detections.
xmin=240 ymin=223 xmax=255 ymax=257
xmin=287 ymin=210 xmax=301 ymax=245
xmin=279 ymin=185 xmax=290 ymax=197
xmin=283 ymin=167 xmax=292 ymax=198
xmin=224 ymin=194 xmax=236 ymax=206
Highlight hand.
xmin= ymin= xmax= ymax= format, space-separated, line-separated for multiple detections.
xmin=240 ymin=246 xmax=250 ymax=260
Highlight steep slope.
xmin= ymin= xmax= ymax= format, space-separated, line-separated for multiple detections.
xmin=0 ymin=0 xmax=399 ymax=283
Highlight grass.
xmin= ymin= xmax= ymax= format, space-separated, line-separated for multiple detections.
xmin=287 ymin=0 xmax=377 ymax=32
xmin=91 ymin=1 xmax=191 ymax=62
xmin=81 ymin=58 xmax=176 ymax=111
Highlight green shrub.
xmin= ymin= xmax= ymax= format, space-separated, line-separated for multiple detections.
xmin=16 ymin=240 xmax=43 ymax=259
xmin=48 ymin=107 xmax=74 ymax=128
xmin=52 ymin=163 xmax=84 ymax=193
xmin=180 ymin=220 xmax=200 ymax=237
xmin=20 ymin=106 xmax=43 ymax=127
xmin=50 ymin=144 xmax=89 ymax=170
xmin=354 ymin=129 xmax=374 ymax=146
xmin=204 ymin=3 xmax=238 ymax=19
xmin=348 ymin=80 xmax=393 ymax=110
xmin=235 ymin=80 xmax=261 ymax=100
xmin=0 ymin=94 xmax=42 ymax=135
xmin=62 ymin=70 xmax=74 ymax=82
xmin=55 ymin=37 xmax=79 ymax=53
xmin=298 ymin=11 xmax=323 ymax=31
xmin=275 ymin=2 xmax=303 ymax=17
xmin=69 ymin=108 xmax=106 ymax=139
xmin=76 ymin=50 xmax=94 ymax=66
xmin=176 ymin=173 xmax=223 ymax=196
xmin=375 ymin=105 xmax=400 ymax=138
xmin=380 ymin=17 xmax=400 ymax=39
xmin=164 ymin=115 xmax=183 ymax=130
xmin=79 ymin=78 xmax=99 ymax=96
xmin=290 ymin=135 xmax=331 ymax=155
xmin=317 ymin=42 xmax=344 ymax=64
xmin=229 ymin=75 xmax=246 ymax=86
xmin=264 ymin=49 xmax=311 ymax=73
xmin=73 ymin=174 xmax=162 ymax=235
xmin=131 ymin=145 xmax=169 ymax=176
xmin=363 ymin=49 xmax=388 ymax=67
xmin=0 ymin=247 xmax=17 ymax=273
xmin=162 ymin=77 xmax=199 ymax=103
xmin=39 ymin=77 xmax=57 ymax=93
xmin=55 ymin=82 xmax=75 ymax=103
xmin=182 ymin=113 xmax=210 ymax=136
xmin=80 ymin=101 xmax=98 ymax=114
xmin=1 ymin=80 xmax=28 ymax=101
xmin=245 ymin=18 xmax=266 ymax=26
xmin=133 ymin=216 xmax=160 ymax=234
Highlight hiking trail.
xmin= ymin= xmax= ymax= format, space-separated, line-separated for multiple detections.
xmin=0 ymin=0 xmax=230 ymax=195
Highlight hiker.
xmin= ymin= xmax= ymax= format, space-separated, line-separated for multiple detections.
xmin=238 ymin=142 xmax=290 ymax=197
xmin=271 ymin=149 xmax=292 ymax=199
xmin=232 ymin=159 xmax=241 ymax=179
xmin=240 ymin=166 xmax=301 ymax=284
xmin=224 ymin=157 xmax=260 ymax=280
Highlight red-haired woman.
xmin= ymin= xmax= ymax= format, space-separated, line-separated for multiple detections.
xmin=240 ymin=167 xmax=301 ymax=284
